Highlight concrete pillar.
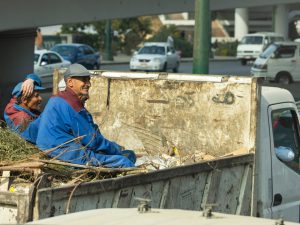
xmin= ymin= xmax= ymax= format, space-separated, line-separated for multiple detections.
xmin=274 ymin=4 xmax=288 ymax=40
xmin=234 ymin=8 xmax=249 ymax=41
xmin=0 ymin=29 xmax=35 ymax=118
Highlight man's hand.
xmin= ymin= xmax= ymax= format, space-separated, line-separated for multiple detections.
xmin=121 ymin=149 xmax=136 ymax=163
xmin=22 ymin=79 xmax=34 ymax=97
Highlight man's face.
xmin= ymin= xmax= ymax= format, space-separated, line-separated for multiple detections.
xmin=67 ymin=76 xmax=91 ymax=102
xmin=23 ymin=91 xmax=43 ymax=111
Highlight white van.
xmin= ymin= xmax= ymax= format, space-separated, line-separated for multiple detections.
xmin=236 ymin=32 xmax=284 ymax=65
xmin=251 ymin=41 xmax=300 ymax=84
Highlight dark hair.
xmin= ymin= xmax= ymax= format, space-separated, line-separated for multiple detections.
xmin=16 ymin=95 xmax=23 ymax=104
xmin=16 ymin=93 xmax=32 ymax=105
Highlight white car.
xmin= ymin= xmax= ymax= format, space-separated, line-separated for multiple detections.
xmin=34 ymin=50 xmax=71 ymax=88
xmin=130 ymin=42 xmax=180 ymax=72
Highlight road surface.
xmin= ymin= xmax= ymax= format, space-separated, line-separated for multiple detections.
xmin=41 ymin=60 xmax=300 ymax=107
xmin=101 ymin=61 xmax=300 ymax=101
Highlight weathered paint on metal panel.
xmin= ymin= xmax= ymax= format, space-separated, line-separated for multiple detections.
xmin=236 ymin=164 xmax=253 ymax=215
xmin=86 ymin=74 xmax=257 ymax=158
xmin=213 ymin=166 xmax=245 ymax=213
xmin=0 ymin=192 xmax=30 ymax=224
xmin=164 ymin=175 xmax=206 ymax=210
xmin=33 ymin=73 xmax=257 ymax=221
xmin=36 ymin=154 xmax=253 ymax=219
xmin=149 ymin=181 xmax=166 ymax=208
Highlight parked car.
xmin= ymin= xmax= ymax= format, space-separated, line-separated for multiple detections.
xmin=34 ymin=50 xmax=71 ymax=88
xmin=130 ymin=42 xmax=180 ymax=72
xmin=51 ymin=43 xmax=101 ymax=70
xmin=251 ymin=41 xmax=300 ymax=84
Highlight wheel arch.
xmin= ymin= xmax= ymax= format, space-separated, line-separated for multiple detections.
xmin=275 ymin=71 xmax=293 ymax=82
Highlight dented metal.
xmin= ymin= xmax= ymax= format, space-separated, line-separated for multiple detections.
xmin=86 ymin=73 xmax=257 ymax=159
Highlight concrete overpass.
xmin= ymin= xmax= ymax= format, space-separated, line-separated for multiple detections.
xmin=2 ymin=0 xmax=300 ymax=31
xmin=1 ymin=0 xmax=300 ymax=113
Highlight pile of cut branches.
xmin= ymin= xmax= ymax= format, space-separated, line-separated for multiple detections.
xmin=0 ymin=127 xmax=40 ymax=163
xmin=0 ymin=127 xmax=146 ymax=187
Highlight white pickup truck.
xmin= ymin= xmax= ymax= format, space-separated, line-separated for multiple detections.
xmin=236 ymin=32 xmax=284 ymax=65
xmin=1 ymin=72 xmax=300 ymax=224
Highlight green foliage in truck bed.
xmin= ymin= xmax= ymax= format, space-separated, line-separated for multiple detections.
xmin=0 ymin=127 xmax=140 ymax=186
xmin=0 ymin=127 xmax=40 ymax=163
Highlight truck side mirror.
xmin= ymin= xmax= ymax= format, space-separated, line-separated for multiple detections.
xmin=275 ymin=146 xmax=295 ymax=162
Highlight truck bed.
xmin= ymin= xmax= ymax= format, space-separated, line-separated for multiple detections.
xmin=1 ymin=73 xmax=259 ymax=223
xmin=34 ymin=154 xmax=254 ymax=220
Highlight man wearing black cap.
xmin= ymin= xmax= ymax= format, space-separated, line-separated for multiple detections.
xmin=36 ymin=64 xmax=136 ymax=168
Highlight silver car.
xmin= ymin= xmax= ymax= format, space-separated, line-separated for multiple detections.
xmin=34 ymin=50 xmax=71 ymax=88
xmin=130 ymin=42 xmax=180 ymax=72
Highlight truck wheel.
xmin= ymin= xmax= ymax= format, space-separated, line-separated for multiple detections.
xmin=241 ymin=59 xmax=247 ymax=66
xmin=162 ymin=63 xmax=167 ymax=72
xmin=93 ymin=64 xmax=100 ymax=70
xmin=172 ymin=62 xmax=179 ymax=73
xmin=276 ymin=73 xmax=292 ymax=84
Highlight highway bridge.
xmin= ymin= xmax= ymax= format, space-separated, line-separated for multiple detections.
xmin=1 ymin=0 xmax=300 ymax=112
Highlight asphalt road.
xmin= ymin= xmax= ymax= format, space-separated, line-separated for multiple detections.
xmin=41 ymin=60 xmax=300 ymax=106
xmin=101 ymin=60 xmax=252 ymax=75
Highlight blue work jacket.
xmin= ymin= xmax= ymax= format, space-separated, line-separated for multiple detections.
xmin=36 ymin=88 xmax=135 ymax=168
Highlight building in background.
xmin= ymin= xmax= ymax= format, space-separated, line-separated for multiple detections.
xmin=159 ymin=6 xmax=300 ymax=42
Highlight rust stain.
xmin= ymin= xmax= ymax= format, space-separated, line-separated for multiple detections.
xmin=147 ymin=99 xmax=170 ymax=104
xmin=86 ymin=75 xmax=257 ymax=157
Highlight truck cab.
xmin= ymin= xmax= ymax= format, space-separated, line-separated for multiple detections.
xmin=257 ymin=87 xmax=300 ymax=221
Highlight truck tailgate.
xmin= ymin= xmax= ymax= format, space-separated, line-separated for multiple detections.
xmin=35 ymin=153 xmax=254 ymax=219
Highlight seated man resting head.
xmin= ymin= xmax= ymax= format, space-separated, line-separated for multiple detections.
xmin=4 ymin=74 xmax=44 ymax=143
xmin=36 ymin=64 xmax=136 ymax=168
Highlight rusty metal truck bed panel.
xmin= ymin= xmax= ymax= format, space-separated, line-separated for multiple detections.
xmin=1 ymin=74 xmax=259 ymax=223
xmin=87 ymin=73 xmax=258 ymax=158
xmin=35 ymin=154 xmax=254 ymax=219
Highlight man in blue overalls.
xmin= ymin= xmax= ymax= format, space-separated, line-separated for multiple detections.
xmin=36 ymin=64 xmax=136 ymax=168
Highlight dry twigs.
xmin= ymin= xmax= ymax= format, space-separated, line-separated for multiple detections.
xmin=0 ymin=128 xmax=149 ymax=187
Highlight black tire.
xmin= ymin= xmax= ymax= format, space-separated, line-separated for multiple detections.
xmin=93 ymin=64 xmax=100 ymax=70
xmin=241 ymin=59 xmax=247 ymax=66
xmin=161 ymin=63 xmax=167 ymax=72
xmin=172 ymin=62 xmax=179 ymax=73
xmin=276 ymin=73 xmax=292 ymax=84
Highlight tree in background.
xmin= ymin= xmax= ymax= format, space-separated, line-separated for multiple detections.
xmin=61 ymin=22 xmax=105 ymax=52
xmin=147 ymin=25 xmax=193 ymax=57
xmin=60 ymin=17 xmax=152 ymax=55
xmin=115 ymin=17 xmax=152 ymax=55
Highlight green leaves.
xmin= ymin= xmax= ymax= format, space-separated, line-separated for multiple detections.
xmin=0 ymin=128 xmax=39 ymax=162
